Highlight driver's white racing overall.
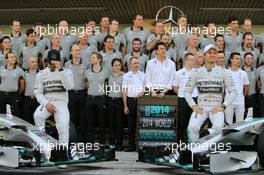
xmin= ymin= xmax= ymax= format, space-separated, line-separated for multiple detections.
xmin=34 ymin=67 xmax=74 ymax=145
xmin=184 ymin=66 xmax=237 ymax=142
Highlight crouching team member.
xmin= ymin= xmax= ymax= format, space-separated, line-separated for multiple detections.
xmin=34 ymin=49 xmax=74 ymax=146
xmin=184 ymin=44 xmax=237 ymax=142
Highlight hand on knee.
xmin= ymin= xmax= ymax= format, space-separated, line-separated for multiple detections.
xmin=212 ymin=106 xmax=224 ymax=114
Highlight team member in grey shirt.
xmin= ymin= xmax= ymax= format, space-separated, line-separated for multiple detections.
xmin=215 ymin=34 xmax=225 ymax=52
xmin=257 ymin=63 xmax=264 ymax=117
xmin=0 ymin=36 xmax=18 ymax=67
xmin=0 ymin=52 xmax=25 ymax=116
xmin=242 ymin=18 xmax=257 ymax=46
xmin=23 ymin=56 xmax=39 ymax=124
xmin=43 ymin=34 xmax=69 ymax=67
xmin=100 ymin=35 xmax=122 ymax=75
xmin=78 ymin=32 xmax=97 ymax=69
xmin=146 ymin=21 xmax=164 ymax=54
xmin=9 ymin=20 xmax=26 ymax=54
xmin=123 ymin=14 xmax=150 ymax=53
xmin=85 ymin=19 xmax=100 ymax=46
xmin=172 ymin=15 xmax=189 ymax=56
xmin=224 ymin=16 xmax=243 ymax=53
xmin=217 ymin=50 xmax=228 ymax=69
xmin=242 ymin=52 xmax=258 ymax=117
xmin=18 ymin=28 xmax=42 ymax=70
xmin=107 ymin=58 xmax=124 ymax=150
xmin=198 ymin=20 xmax=216 ymax=50
xmin=193 ymin=51 xmax=204 ymax=68
xmin=96 ymin=16 xmax=110 ymax=51
xmin=99 ymin=16 xmax=110 ymax=33
xmin=84 ymin=52 xmax=108 ymax=143
xmin=123 ymin=38 xmax=148 ymax=72
xmin=58 ymin=20 xmax=77 ymax=58
xmin=178 ymin=34 xmax=200 ymax=69
xmin=64 ymin=44 xmax=87 ymax=140
xmin=33 ymin=22 xmax=51 ymax=55
xmin=257 ymin=32 xmax=264 ymax=54
xmin=240 ymin=32 xmax=261 ymax=68
xmin=214 ymin=34 xmax=231 ymax=65
xmin=97 ymin=19 xmax=127 ymax=56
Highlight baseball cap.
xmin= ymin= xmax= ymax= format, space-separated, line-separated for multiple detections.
xmin=47 ymin=49 xmax=61 ymax=64
xmin=203 ymin=44 xmax=217 ymax=54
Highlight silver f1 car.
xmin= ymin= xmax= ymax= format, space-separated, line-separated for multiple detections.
xmin=0 ymin=105 xmax=115 ymax=168
xmin=138 ymin=108 xmax=264 ymax=173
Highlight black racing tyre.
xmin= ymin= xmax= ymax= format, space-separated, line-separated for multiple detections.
xmin=257 ymin=128 xmax=264 ymax=167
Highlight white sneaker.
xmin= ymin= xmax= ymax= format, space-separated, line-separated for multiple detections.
xmin=57 ymin=164 xmax=68 ymax=169
xmin=168 ymin=151 xmax=180 ymax=164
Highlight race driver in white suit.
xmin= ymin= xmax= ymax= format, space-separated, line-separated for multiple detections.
xmin=34 ymin=49 xmax=74 ymax=146
xmin=184 ymin=44 xmax=237 ymax=142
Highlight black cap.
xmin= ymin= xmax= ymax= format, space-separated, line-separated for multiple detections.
xmin=47 ymin=49 xmax=61 ymax=64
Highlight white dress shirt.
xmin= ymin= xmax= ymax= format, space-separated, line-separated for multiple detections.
xmin=122 ymin=70 xmax=145 ymax=97
xmin=225 ymin=69 xmax=249 ymax=105
xmin=173 ymin=67 xmax=198 ymax=98
xmin=145 ymin=57 xmax=176 ymax=90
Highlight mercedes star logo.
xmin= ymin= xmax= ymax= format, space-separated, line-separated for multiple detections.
xmin=155 ymin=6 xmax=185 ymax=26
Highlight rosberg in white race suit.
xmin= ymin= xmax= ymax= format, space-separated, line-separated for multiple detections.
xmin=184 ymin=44 xmax=237 ymax=142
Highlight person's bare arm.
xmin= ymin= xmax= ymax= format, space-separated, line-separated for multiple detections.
xmin=19 ymin=78 xmax=25 ymax=95
xmin=123 ymin=88 xmax=129 ymax=115
xmin=243 ymin=84 xmax=249 ymax=96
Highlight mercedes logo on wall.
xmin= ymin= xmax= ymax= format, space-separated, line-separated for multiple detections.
xmin=155 ymin=6 xmax=185 ymax=26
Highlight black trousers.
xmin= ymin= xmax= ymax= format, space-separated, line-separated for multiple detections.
xmin=23 ymin=96 xmax=39 ymax=124
xmin=84 ymin=95 xmax=106 ymax=144
xmin=107 ymin=97 xmax=123 ymax=146
xmin=0 ymin=91 xmax=19 ymax=116
xmin=245 ymin=94 xmax=258 ymax=118
xmin=127 ymin=97 xmax=138 ymax=148
xmin=259 ymin=94 xmax=264 ymax=118
xmin=68 ymin=89 xmax=87 ymax=138
xmin=177 ymin=97 xmax=197 ymax=142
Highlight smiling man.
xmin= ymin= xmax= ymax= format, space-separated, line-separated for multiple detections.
xmin=184 ymin=44 xmax=237 ymax=142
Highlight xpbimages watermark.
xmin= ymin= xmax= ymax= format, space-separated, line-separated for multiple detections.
xmin=164 ymin=25 xmax=232 ymax=37
xmin=32 ymin=141 xmax=100 ymax=154
xmin=165 ymin=141 xmax=232 ymax=154
xmin=32 ymin=23 xmax=232 ymax=38
xmin=99 ymin=83 xmax=172 ymax=95
xmin=32 ymin=24 xmax=101 ymax=37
